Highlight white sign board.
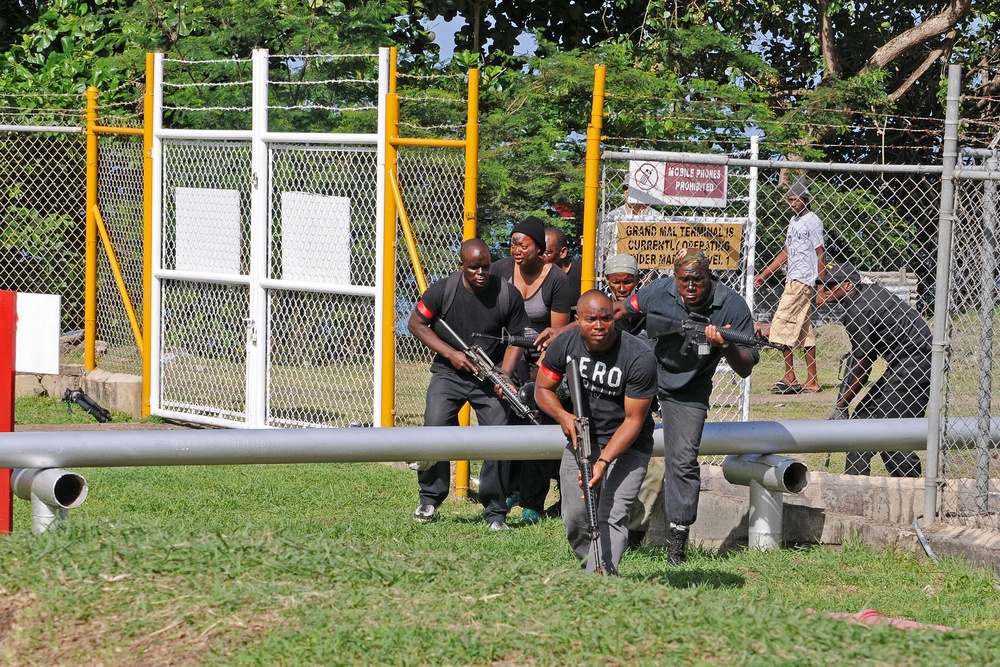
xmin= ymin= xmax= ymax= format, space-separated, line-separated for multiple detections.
xmin=175 ymin=187 xmax=242 ymax=274
xmin=15 ymin=293 xmax=61 ymax=375
xmin=628 ymin=160 xmax=728 ymax=208
xmin=281 ymin=192 xmax=352 ymax=284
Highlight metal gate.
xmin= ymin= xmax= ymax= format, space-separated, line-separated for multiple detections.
xmin=150 ymin=49 xmax=388 ymax=428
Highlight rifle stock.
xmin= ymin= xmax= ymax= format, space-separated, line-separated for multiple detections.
xmin=433 ymin=318 xmax=541 ymax=425
xmin=565 ymin=357 xmax=602 ymax=571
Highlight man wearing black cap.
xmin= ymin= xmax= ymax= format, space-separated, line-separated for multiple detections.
xmin=816 ymin=262 xmax=928 ymax=477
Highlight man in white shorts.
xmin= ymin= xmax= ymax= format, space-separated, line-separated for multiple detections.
xmin=753 ymin=176 xmax=825 ymax=394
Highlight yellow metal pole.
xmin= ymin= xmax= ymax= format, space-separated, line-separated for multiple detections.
xmin=380 ymin=48 xmax=400 ymax=428
xmin=462 ymin=67 xmax=479 ymax=241
xmin=142 ymin=52 xmax=154 ymax=417
xmin=455 ymin=66 xmax=481 ymax=499
xmin=92 ymin=205 xmax=143 ymax=350
xmin=84 ymin=87 xmax=99 ymax=371
xmin=391 ymin=172 xmax=429 ymax=293
xmin=581 ymin=64 xmax=606 ymax=293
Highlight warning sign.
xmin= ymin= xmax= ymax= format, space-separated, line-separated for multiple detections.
xmin=616 ymin=218 xmax=745 ymax=270
xmin=628 ymin=160 xmax=728 ymax=208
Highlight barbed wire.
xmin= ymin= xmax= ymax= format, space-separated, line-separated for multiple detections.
xmin=163 ymin=81 xmax=252 ymax=89
xmin=161 ymin=104 xmax=252 ymax=112
xmin=272 ymin=104 xmax=378 ymax=112
xmin=398 ymin=120 xmax=466 ymax=131
xmin=397 ymin=71 xmax=467 ymax=81
xmin=164 ymin=57 xmax=251 ymax=65
xmin=281 ymin=53 xmax=378 ymax=61
xmin=398 ymin=94 xmax=467 ymax=104
xmin=271 ymin=78 xmax=379 ymax=86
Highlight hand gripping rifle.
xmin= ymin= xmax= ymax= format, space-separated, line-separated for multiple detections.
xmin=565 ymin=357 xmax=602 ymax=572
xmin=432 ymin=318 xmax=541 ymax=425
xmin=471 ymin=330 xmax=538 ymax=349
xmin=645 ymin=312 xmax=782 ymax=356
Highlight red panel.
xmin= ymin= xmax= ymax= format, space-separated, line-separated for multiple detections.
xmin=0 ymin=291 xmax=16 ymax=533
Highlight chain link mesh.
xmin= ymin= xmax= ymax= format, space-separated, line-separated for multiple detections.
xmin=393 ymin=147 xmax=466 ymax=426
xmin=0 ymin=127 xmax=86 ymax=348
xmin=159 ymin=279 xmax=249 ymax=422
xmin=96 ymin=136 xmax=145 ymax=375
xmin=159 ymin=139 xmax=252 ymax=423
xmin=265 ymin=144 xmax=379 ymax=427
xmin=940 ymin=150 xmax=1000 ymax=530
xmin=599 ymin=149 xmax=942 ymax=473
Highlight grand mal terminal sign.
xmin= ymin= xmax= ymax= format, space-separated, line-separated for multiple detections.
xmin=617 ymin=218 xmax=745 ymax=270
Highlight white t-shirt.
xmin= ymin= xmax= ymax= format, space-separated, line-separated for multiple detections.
xmin=785 ymin=210 xmax=824 ymax=285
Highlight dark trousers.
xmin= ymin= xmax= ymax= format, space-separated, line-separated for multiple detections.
xmin=659 ymin=400 xmax=708 ymax=527
xmin=418 ymin=370 xmax=511 ymax=522
xmin=845 ymin=369 xmax=927 ymax=478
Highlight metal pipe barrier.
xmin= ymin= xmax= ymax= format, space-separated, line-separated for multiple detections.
xmin=0 ymin=418 xmax=997 ymax=470
xmin=11 ymin=468 xmax=89 ymax=534
xmin=723 ymin=454 xmax=809 ymax=551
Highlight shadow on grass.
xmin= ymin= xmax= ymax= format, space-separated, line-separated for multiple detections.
xmin=630 ymin=564 xmax=746 ymax=589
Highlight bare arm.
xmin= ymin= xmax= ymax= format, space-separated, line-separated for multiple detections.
xmin=535 ymin=371 xmax=576 ymax=441
xmin=704 ymin=324 xmax=758 ymax=378
xmin=588 ymin=395 xmax=652 ymax=486
xmin=815 ymin=245 xmax=827 ymax=280
xmin=836 ymin=356 xmax=873 ymax=409
xmin=406 ymin=308 xmax=477 ymax=374
xmin=754 ymin=246 xmax=789 ymax=288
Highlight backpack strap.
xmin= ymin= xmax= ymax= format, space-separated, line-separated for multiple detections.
xmin=438 ymin=270 xmax=514 ymax=323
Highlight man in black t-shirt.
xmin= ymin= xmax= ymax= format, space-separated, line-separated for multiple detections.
xmin=816 ymin=262 xmax=928 ymax=477
xmin=535 ymin=290 xmax=656 ymax=575
xmin=407 ymin=239 xmax=531 ymax=530
xmin=623 ymin=249 xmax=760 ymax=565
xmin=542 ymin=226 xmax=582 ymax=299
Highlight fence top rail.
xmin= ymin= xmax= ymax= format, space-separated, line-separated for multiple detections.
xmin=0 ymin=124 xmax=83 ymax=134
xmin=603 ymin=149 xmax=944 ymax=175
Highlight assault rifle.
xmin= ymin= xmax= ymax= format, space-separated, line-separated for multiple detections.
xmin=433 ymin=318 xmax=541 ymax=425
xmin=645 ymin=312 xmax=782 ymax=356
xmin=565 ymin=357 xmax=602 ymax=573
xmin=471 ymin=330 xmax=538 ymax=349
xmin=62 ymin=388 xmax=112 ymax=423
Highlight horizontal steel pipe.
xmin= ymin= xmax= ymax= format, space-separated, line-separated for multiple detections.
xmin=0 ymin=418 xmax=997 ymax=470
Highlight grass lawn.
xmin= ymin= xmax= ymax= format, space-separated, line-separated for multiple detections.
xmin=1 ymin=460 xmax=998 ymax=666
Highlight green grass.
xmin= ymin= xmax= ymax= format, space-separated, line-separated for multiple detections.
xmin=13 ymin=395 xmax=143 ymax=426
xmin=1 ymin=462 xmax=998 ymax=666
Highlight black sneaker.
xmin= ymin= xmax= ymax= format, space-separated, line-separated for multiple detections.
xmin=627 ymin=529 xmax=646 ymax=550
xmin=413 ymin=504 xmax=436 ymax=523
xmin=668 ymin=526 xmax=689 ymax=565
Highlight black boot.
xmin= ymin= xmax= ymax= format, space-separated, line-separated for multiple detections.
xmin=627 ymin=529 xmax=646 ymax=550
xmin=668 ymin=525 xmax=689 ymax=565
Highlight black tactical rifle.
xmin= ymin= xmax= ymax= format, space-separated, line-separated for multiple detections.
xmin=62 ymin=388 xmax=112 ymax=423
xmin=645 ymin=312 xmax=783 ymax=356
xmin=471 ymin=330 xmax=538 ymax=349
xmin=433 ymin=318 xmax=541 ymax=425
xmin=565 ymin=357 xmax=602 ymax=573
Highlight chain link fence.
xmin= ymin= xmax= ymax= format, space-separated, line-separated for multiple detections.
xmin=393 ymin=147 xmax=467 ymax=426
xmin=599 ymin=148 xmax=943 ymax=475
xmin=940 ymin=147 xmax=1000 ymax=531
xmin=266 ymin=144 xmax=380 ymax=428
xmin=95 ymin=132 xmax=145 ymax=375
xmin=0 ymin=117 xmax=86 ymax=347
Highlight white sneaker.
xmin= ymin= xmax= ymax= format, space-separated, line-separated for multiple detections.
xmin=413 ymin=504 xmax=436 ymax=523
xmin=488 ymin=520 xmax=510 ymax=531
